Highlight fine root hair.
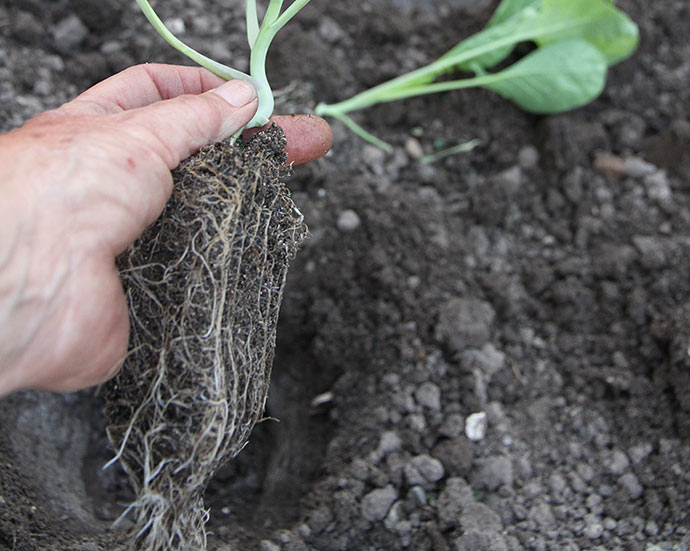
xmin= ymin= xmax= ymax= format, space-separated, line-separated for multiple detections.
xmin=105 ymin=126 xmax=307 ymax=551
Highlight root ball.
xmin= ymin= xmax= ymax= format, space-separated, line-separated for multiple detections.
xmin=104 ymin=125 xmax=306 ymax=550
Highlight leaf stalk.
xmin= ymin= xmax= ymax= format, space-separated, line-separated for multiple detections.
xmin=135 ymin=0 xmax=312 ymax=129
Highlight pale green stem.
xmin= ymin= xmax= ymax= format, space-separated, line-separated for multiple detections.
xmin=315 ymin=15 xmax=599 ymax=117
xmin=247 ymin=0 xmax=312 ymax=127
xmin=357 ymin=72 xmax=507 ymax=104
xmin=314 ymin=72 xmax=499 ymax=150
xmin=135 ymin=0 xmax=252 ymax=82
xmin=328 ymin=112 xmax=394 ymax=152
xmin=274 ymin=0 xmax=312 ymax=31
xmin=245 ymin=0 xmax=284 ymax=127
xmin=419 ymin=138 xmax=483 ymax=165
xmin=315 ymin=72 xmax=507 ymax=150
xmin=247 ymin=24 xmax=275 ymax=127
xmin=135 ymin=0 xmax=311 ymax=129
xmin=245 ymin=0 xmax=259 ymax=47
xmin=263 ymin=0 xmax=284 ymax=26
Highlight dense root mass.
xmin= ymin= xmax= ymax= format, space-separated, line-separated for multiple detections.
xmin=104 ymin=126 xmax=306 ymax=551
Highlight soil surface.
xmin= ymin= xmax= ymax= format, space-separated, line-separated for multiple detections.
xmin=1 ymin=0 xmax=690 ymax=550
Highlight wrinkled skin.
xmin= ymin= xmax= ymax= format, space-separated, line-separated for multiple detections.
xmin=0 ymin=64 xmax=332 ymax=396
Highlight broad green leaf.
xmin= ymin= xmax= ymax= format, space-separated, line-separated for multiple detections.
xmin=437 ymin=6 xmax=540 ymax=74
xmin=316 ymin=0 xmax=638 ymax=141
xmin=481 ymin=39 xmax=607 ymax=113
xmin=487 ymin=0 xmax=539 ymax=27
xmin=449 ymin=0 xmax=540 ymax=72
xmin=445 ymin=0 xmax=540 ymax=72
xmin=436 ymin=0 xmax=637 ymax=78
xmin=532 ymin=0 xmax=639 ymax=65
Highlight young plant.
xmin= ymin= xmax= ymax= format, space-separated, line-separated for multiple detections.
xmin=135 ymin=0 xmax=311 ymax=130
xmin=315 ymin=0 xmax=639 ymax=151
xmin=112 ymin=6 xmax=313 ymax=550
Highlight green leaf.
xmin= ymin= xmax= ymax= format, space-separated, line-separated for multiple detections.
xmin=314 ymin=0 xmax=638 ymax=147
xmin=437 ymin=0 xmax=637 ymax=77
xmin=481 ymin=39 xmax=607 ymax=113
xmin=487 ymin=0 xmax=539 ymax=27
xmin=532 ymin=0 xmax=639 ymax=65
xmin=452 ymin=0 xmax=538 ymax=71
xmin=440 ymin=6 xmax=539 ymax=73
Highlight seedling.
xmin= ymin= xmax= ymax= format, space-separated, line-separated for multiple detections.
xmin=136 ymin=0 xmax=637 ymax=152
xmin=315 ymin=0 xmax=639 ymax=150
xmin=135 ymin=0 xmax=312 ymax=129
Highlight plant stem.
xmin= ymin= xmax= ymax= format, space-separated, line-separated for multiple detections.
xmin=328 ymin=112 xmax=394 ymax=152
xmin=245 ymin=0 xmax=259 ymax=47
xmin=264 ymin=0 xmax=284 ymax=26
xmin=366 ymin=72 xmax=511 ymax=103
xmin=315 ymin=8 xmax=611 ymax=118
xmin=135 ymin=0 xmax=251 ymax=82
xmin=313 ymin=34 xmax=528 ymax=149
xmin=419 ymin=138 xmax=483 ymax=165
xmin=248 ymin=24 xmax=275 ymax=126
xmin=245 ymin=0 xmax=286 ymax=126
xmin=247 ymin=0 xmax=312 ymax=127
xmin=274 ymin=0 xmax=312 ymax=32
xmin=315 ymin=33 xmax=524 ymax=118
xmin=135 ymin=0 xmax=312 ymax=129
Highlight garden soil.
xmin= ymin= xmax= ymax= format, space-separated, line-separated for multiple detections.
xmin=1 ymin=0 xmax=690 ymax=550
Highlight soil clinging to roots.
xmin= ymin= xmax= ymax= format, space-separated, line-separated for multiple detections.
xmin=104 ymin=125 xmax=306 ymax=551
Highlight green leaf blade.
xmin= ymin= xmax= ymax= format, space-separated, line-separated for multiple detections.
xmin=487 ymin=0 xmax=539 ymax=27
xmin=437 ymin=0 xmax=638 ymax=77
xmin=481 ymin=39 xmax=608 ymax=113
xmin=440 ymin=0 xmax=540 ymax=73
xmin=438 ymin=6 xmax=540 ymax=74
xmin=533 ymin=0 xmax=639 ymax=65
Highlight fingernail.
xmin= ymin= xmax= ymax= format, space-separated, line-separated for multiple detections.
xmin=212 ymin=79 xmax=257 ymax=107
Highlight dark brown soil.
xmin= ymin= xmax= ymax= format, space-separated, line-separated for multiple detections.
xmin=1 ymin=0 xmax=689 ymax=550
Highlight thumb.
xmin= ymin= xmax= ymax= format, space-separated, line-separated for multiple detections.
xmin=120 ymin=79 xmax=258 ymax=169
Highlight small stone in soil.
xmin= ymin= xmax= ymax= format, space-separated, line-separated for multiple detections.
xmin=405 ymin=454 xmax=444 ymax=485
xmin=528 ymin=501 xmax=557 ymax=530
xmin=465 ymin=411 xmax=488 ymax=441
xmin=583 ymin=514 xmax=604 ymax=539
xmin=378 ymin=431 xmax=402 ymax=455
xmin=606 ymin=449 xmax=630 ymax=475
xmin=405 ymin=137 xmax=424 ymax=160
xmin=260 ymin=541 xmax=280 ymax=551
xmin=415 ymin=381 xmax=441 ymax=411
xmin=618 ymin=472 xmax=644 ymax=500
xmin=361 ymin=485 xmax=398 ymax=522
xmin=337 ymin=209 xmax=361 ymax=232
xmin=52 ymin=15 xmax=89 ymax=53
xmin=518 ymin=145 xmax=540 ymax=169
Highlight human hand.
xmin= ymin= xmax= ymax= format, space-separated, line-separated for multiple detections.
xmin=0 ymin=63 xmax=332 ymax=396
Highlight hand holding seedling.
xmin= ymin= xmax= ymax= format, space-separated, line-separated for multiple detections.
xmin=0 ymin=63 xmax=331 ymax=397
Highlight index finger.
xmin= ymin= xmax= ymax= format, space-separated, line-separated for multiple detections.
xmin=244 ymin=115 xmax=333 ymax=166
xmin=71 ymin=64 xmax=227 ymax=114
